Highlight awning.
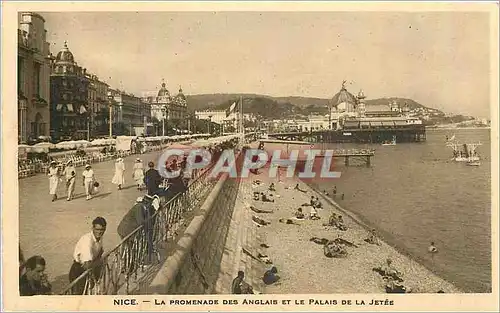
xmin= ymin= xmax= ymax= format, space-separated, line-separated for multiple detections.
xmin=370 ymin=122 xmax=384 ymax=127
xmin=394 ymin=121 xmax=408 ymax=126
xmin=381 ymin=122 xmax=395 ymax=127
xmin=360 ymin=121 xmax=371 ymax=127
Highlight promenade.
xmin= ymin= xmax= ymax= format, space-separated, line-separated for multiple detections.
xmin=19 ymin=149 xmax=164 ymax=293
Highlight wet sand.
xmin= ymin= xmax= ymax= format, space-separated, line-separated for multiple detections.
xmin=245 ymin=167 xmax=461 ymax=294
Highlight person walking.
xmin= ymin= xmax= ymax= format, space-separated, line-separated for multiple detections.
xmin=144 ymin=161 xmax=163 ymax=196
xmin=63 ymin=160 xmax=77 ymax=201
xmin=82 ymin=164 xmax=95 ymax=200
xmin=68 ymin=217 xmax=107 ymax=295
xmin=132 ymin=158 xmax=145 ymax=190
xmin=112 ymin=158 xmax=126 ymax=190
xmin=47 ymin=161 xmax=60 ymax=202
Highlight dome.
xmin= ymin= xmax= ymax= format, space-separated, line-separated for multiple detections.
xmin=157 ymin=82 xmax=170 ymax=97
xmin=331 ymin=84 xmax=357 ymax=109
xmin=56 ymin=41 xmax=74 ymax=63
xmin=176 ymin=86 xmax=186 ymax=100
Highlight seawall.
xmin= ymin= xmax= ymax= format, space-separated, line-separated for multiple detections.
xmin=147 ymin=153 xmax=243 ymax=294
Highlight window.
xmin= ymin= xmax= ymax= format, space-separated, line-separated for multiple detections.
xmin=33 ymin=62 xmax=41 ymax=96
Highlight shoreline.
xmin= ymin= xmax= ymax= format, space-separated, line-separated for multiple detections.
xmin=245 ymin=166 xmax=461 ymax=294
xmin=302 ymin=180 xmax=472 ymax=293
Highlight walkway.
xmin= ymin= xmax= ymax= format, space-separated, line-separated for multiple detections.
xmin=19 ymin=149 xmax=164 ymax=294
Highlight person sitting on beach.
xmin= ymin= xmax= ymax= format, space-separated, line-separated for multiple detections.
xmin=365 ymin=229 xmax=381 ymax=246
xmin=378 ymin=258 xmax=403 ymax=282
xmin=324 ymin=241 xmax=347 ymax=258
xmin=232 ymin=271 xmax=254 ymax=294
xmin=262 ymin=266 xmax=280 ymax=285
xmin=253 ymin=191 xmax=261 ymax=201
xmin=268 ymin=183 xmax=276 ymax=192
xmin=314 ymin=197 xmax=323 ymax=209
xmin=327 ymin=213 xmax=338 ymax=226
xmin=261 ymin=192 xmax=274 ymax=203
xmin=310 ymin=206 xmax=320 ymax=220
xmin=336 ymin=215 xmax=347 ymax=231
xmin=294 ymin=208 xmax=305 ymax=220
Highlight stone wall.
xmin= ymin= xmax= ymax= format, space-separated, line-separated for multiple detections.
xmin=149 ymin=153 xmax=244 ymax=294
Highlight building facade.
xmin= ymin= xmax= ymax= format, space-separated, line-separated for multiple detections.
xmin=110 ymin=89 xmax=150 ymax=136
xmin=49 ymin=42 xmax=90 ymax=140
xmin=143 ymin=81 xmax=188 ymax=131
xmin=18 ymin=12 xmax=52 ymax=143
xmin=86 ymin=74 xmax=109 ymax=137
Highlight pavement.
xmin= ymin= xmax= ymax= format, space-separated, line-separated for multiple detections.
xmin=19 ymin=149 xmax=165 ymax=294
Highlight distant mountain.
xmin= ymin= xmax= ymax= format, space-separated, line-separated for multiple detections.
xmin=185 ymin=93 xmax=442 ymax=118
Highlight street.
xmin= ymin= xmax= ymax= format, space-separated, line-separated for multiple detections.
xmin=19 ymin=150 xmax=164 ymax=293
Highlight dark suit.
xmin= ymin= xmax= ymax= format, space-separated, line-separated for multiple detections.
xmin=144 ymin=168 xmax=163 ymax=196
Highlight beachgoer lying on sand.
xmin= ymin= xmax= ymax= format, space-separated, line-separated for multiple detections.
xmin=310 ymin=237 xmax=329 ymax=245
xmin=294 ymin=184 xmax=307 ymax=193
xmin=250 ymin=206 xmax=273 ymax=214
xmin=262 ymin=266 xmax=280 ymax=285
xmin=334 ymin=236 xmax=359 ymax=248
xmin=268 ymin=183 xmax=276 ymax=192
xmin=252 ymin=216 xmax=271 ymax=226
xmin=365 ymin=229 xmax=381 ymax=246
xmin=323 ymin=240 xmax=348 ymax=258
xmin=310 ymin=206 xmax=320 ymax=220
xmin=294 ymin=208 xmax=305 ymax=219
xmin=279 ymin=218 xmax=297 ymax=225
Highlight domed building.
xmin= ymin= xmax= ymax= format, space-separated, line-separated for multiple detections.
xmin=146 ymin=80 xmax=188 ymax=135
xmin=49 ymin=41 xmax=90 ymax=140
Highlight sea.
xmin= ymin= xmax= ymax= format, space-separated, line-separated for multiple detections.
xmin=302 ymin=128 xmax=492 ymax=293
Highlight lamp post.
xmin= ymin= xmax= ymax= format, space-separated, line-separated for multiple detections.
xmin=107 ymin=91 xmax=113 ymax=138
xmin=161 ymin=107 xmax=166 ymax=136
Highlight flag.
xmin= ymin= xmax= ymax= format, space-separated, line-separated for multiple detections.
xmin=226 ymin=101 xmax=237 ymax=117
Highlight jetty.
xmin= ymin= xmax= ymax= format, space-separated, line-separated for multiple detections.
xmin=259 ymin=139 xmax=375 ymax=167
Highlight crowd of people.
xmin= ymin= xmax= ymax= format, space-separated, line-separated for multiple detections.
xmin=21 ymin=139 xmax=241 ymax=296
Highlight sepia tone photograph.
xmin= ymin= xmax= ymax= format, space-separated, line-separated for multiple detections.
xmin=2 ymin=1 xmax=499 ymax=312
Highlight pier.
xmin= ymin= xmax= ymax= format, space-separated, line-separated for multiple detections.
xmin=268 ymin=125 xmax=426 ymax=144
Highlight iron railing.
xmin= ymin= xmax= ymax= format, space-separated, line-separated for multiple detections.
xmin=59 ymin=164 xmax=218 ymax=295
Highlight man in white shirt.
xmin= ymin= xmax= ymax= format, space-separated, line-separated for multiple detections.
xmin=63 ymin=160 xmax=76 ymax=201
xmin=82 ymin=164 xmax=95 ymax=200
xmin=68 ymin=217 xmax=107 ymax=295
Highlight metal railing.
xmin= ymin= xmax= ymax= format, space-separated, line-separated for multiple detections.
xmin=59 ymin=163 xmax=218 ymax=295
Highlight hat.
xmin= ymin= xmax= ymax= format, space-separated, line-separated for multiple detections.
xmin=66 ymin=160 xmax=73 ymax=165
xmin=136 ymin=158 xmax=141 ymax=162
xmin=116 ymin=158 xmax=122 ymax=162
xmin=50 ymin=161 xmax=57 ymax=165
xmin=136 ymin=196 xmax=143 ymax=203
xmin=85 ymin=164 xmax=91 ymax=168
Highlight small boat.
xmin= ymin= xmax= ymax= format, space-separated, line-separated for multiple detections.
xmin=466 ymin=161 xmax=481 ymax=166
xmin=382 ymin=135 xmax=397 ymax=146
xmin=447 ymin=140 xmax=482 ymax=162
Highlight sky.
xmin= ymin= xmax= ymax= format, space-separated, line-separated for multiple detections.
xmin=38 ymin=11 xmax=492 ymax=118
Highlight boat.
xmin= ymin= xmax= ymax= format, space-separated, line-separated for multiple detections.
xmin=466 ymin=160 xmax=481 ymax=167
xmin=382 ymin=135 xmax=397 ymax=146
xmin=446 ymin=140 xmax=482 ymax=162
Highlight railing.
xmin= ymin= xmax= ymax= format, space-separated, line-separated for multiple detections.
xmin=59 ymin=160 xmax=219 ymax=295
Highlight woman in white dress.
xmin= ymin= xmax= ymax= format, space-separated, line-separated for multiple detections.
xmin=132 ymin=158 xmax=145 ymax=190
xmin=112 ymin=158 xmax=126 ymax=190
xmin=48 ymin=161 xmax=60 ymax=202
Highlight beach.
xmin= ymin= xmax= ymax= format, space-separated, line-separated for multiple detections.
xmin=243 ymin=166 xmax=460 ymax=294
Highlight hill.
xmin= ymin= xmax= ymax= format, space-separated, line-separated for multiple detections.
xmin=185 ymin=93 xmax=441 ymax=118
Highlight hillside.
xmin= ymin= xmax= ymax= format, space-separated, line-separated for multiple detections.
xmin=185 ymin=93 xmax=442 ymax=118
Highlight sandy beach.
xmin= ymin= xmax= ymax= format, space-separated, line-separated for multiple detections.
xmin=243 ymin=166 xmax=461 ymax=294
